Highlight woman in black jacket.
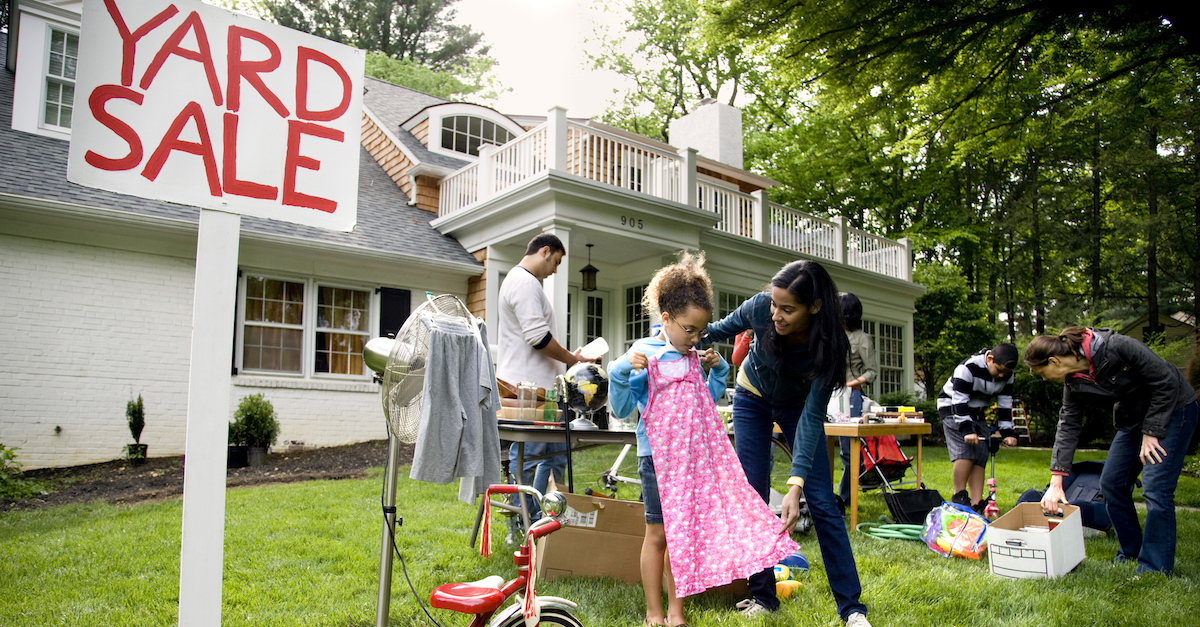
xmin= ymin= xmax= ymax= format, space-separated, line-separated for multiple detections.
xmin=1025 ymin=327 xmax=1197 ymax=575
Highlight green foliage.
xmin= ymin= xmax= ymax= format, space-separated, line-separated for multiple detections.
xmin=363 ymin=51 xmax=503 ymax=102
xmin=912 ymin=262 xmax=999 ymax=403
xmin=588 ymin=0 xmax=764 ymax=141
xmin=260 ymin=0 xmax=488 ymax=72
xmin=229 ymin=394 xmax=280 ymax=448
xmin=125 ymin=394 xmax=144 ymax=444
xmin=0 ymin=444 xmax=47 ymax=499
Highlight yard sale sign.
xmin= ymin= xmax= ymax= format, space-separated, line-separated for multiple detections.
xmin=67 ymin=0 xmax=364 ymax=232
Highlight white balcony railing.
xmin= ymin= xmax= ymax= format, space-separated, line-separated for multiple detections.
xmin=436 ymin=109 xmax=912 ymax=281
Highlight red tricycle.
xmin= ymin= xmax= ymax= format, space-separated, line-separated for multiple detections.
xmin=430 ymin=484 xmax=582 ymax=627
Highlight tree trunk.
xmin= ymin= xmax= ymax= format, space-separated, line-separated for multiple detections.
xmin=1147 ymin=119 xmax=1162 ymax=343
xmin=1090 ymin=114 xmax=1103 ymax=323
xmin=1029 ymin=150 xmax=1045 ymax=334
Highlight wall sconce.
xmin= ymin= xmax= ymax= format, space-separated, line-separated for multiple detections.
xmin=580 ymin=244 xmax=598 ymax=292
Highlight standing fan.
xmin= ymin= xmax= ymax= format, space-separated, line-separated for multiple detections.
xmin=362 ymin=293 xmax=482 ymax=627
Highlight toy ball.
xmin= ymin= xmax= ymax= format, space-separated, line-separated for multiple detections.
xmin=776 ymin=580 xmax=802 ymax=599
xmin=778 ymin=550 xmax=809 ymax=575
xmin=773 ymin=564 xmax=792 ymax=582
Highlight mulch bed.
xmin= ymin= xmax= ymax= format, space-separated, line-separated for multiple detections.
xmin=2 ymin=439 xmax=413 ymax=513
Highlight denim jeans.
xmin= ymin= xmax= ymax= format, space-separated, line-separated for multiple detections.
xmin=1100 ymin=401 xmax=1198 ymax=575
xmin=507 ymin=441 xmax=567 ymax=520
xmin=732 ymin=387 xmax=867 ymax=619
xmin=838 ymin=389 xmax=864 ymax=500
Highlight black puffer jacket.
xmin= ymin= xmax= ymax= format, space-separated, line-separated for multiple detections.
xmin=1050 ymin=328 xmax=1197 ymax=473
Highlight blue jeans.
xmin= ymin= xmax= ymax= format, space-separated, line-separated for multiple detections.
xmin=507 ymin=441 xmax=567 ymax=520
xmin=1100 ymin=401 xmax=1198 ymax=575
xmin=732 ymin=387 xmax=867 ymax=619
xmin=838 ymin=389 xmax=864 ymax=500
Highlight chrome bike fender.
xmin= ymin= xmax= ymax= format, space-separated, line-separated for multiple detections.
xmin=488 ymin=596 xmax=579 ymax=627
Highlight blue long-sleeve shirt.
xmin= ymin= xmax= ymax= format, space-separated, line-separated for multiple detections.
xmin=702 ymin=292 xmax=831 ymax=483
xmin=608 ymin=335 xmax=730 ymax=457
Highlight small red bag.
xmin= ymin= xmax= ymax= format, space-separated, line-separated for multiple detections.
xmin=732 ymin=331 xmax=752 ymax=367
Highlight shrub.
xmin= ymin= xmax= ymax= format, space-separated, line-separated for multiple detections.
xmin=126 ymin=394 xmax=145 ymax=444
xmin=229 ymin=394 xmax=280 ymax=448
xmin=0 ymin=444 xmax=47 ymax=499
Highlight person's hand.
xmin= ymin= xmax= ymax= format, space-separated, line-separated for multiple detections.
xmin=846 ymin=378 xmax=861 ymax=389
xmin=700 ymin=348 xmax=721 ymax=368
xmin=964 ymin=432 xmax=980 ymax=445
xmin=779 ymin=485 xmax=802 ymax=535
xmin=1141 ymin=434 xmax=1166 ymax=465
xmin=1041 ymin=478 xmax=1067 ymax=515
xmin=627 ymin=350 xmax=648 ymax=370
xmin=1003 ymin=436 xmax=1018 ymax=447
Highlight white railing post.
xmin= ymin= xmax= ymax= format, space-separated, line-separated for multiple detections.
xmin=547 ymin=106 xmax=568 ymax=171
xmin=751 ymin=189 xmax=768 ymax=243
xmin=477 ymin=145 xmax=495 ymax=200
xmin=832 ymin=215 xmax=847 ymax=265
xmin=679 ymin=147 xmax=698 ymax=207
xmin=900 ymin=237 xmax=913 ymax=281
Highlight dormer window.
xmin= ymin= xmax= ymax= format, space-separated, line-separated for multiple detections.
xmin=43 ymin=28 xmax=78 ymax=129
xmin=441 ymin=115 xmax=514 ymax=156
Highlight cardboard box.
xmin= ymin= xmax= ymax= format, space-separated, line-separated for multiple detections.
xmin=536 ymin=492 xmax=646 ymax=584
xmin=987 ymin=503 xmax=1085 ymax=579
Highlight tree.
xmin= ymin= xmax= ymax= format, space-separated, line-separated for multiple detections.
xmin=912 ymin=263 xmax=998 ymax=401
xmin=261 ymin=0 xmax=488 ymax=71
xmin=709 ymin=0 xmax=1197 ymax=139
xmin=587 ymin=0 xmax=763 ymax=141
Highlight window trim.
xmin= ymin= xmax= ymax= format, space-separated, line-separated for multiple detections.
xmin=403 ymin=103 xmax=526 ymax=162
xmin=235 ymin=272 xmax=379 ymax=381
xmin=39 ymin=23 xmax=77 ymax=132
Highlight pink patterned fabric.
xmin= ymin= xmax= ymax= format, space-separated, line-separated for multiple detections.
xmin=643 ymin=351 xmax=798 ymax=597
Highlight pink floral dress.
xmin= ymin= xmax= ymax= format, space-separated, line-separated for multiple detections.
xmin=643 ymin=350 xmax=798 ymax=597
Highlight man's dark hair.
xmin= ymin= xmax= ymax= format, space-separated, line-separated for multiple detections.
xmin=525 ymin=233 xmax=565 ymax=256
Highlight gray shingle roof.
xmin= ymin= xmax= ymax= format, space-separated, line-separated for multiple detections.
xmin=362 ymin=76 xmax=469 ymax=171
xmin=0 ymin=32 xmax=478 ymax=268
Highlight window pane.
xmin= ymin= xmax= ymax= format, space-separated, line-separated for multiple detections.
xmin=469 ymin=116 xmax=481 ymax=136
xmin=51 ymin=30 xmax=64 ymax=54
xmin=265 ymin=279 xmax=283 ymax=301
xmin=482 ymin=120 xmax=494 ymax=141
xmin=283 ymin=302 xmax=302 ymax=325
xmin=60 ymin=105 xmax=72 ymax=127
xmin=467 ymin=136 xmax=481 ymax=156
xmin=454 ymin=132 xmax=467 ymax=153
xmin=442 ymin=128 xmax=454 ymax=149
xmin=455 ymin=115 xmax=468 ymax=132
xmin=48 ymin=54 xmax=62 ymax=77
xmin=65 ymin=33 xmax=78 ymax=58
xmin=442 ymin=116 xmax=455 ymax=130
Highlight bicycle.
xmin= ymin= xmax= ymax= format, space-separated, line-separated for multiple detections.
xmin=430 ymin=484 xmax=583 ymax=627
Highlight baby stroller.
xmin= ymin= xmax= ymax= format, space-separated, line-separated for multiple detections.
xmin=860 ymin=435 xmax=943 ymax=524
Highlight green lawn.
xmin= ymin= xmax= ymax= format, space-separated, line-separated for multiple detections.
xmin=3 ymin=444 xmax=1200 ymax=626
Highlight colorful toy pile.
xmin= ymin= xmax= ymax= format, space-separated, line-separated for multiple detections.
xmin=921 ymin=502 xmax=989 ymax=559
xmin=773 ymin=550 xmax=808 ymax=599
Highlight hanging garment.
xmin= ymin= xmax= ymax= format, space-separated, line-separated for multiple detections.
xmin=643 ymin=350 xmax=798 ymax=597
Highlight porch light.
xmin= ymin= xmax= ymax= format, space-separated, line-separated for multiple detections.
xmin=580 ymin=244 xmax=599 ymax=292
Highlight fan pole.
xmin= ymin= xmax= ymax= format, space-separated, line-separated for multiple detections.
xmin=375 ymin=432 xmax=403 ymax=627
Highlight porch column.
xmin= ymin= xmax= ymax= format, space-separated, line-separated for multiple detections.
xmin=477 ymin=145 xmax=496 ymax=201
xmin=751 ymin=189 xmax=768 ymax=244
xmin=547 ymin=106 xmax=569 ymax=172
xmin=542 ymin=223 xmax=571 ymax=342
xmin=679 ymin=147 xmax=698 ymax=207
xmin=832 ymin=215 xmax=847 ymax=265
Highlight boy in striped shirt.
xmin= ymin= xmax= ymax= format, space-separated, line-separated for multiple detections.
xmin=936 ymin=344 xmax=1020 ymax=513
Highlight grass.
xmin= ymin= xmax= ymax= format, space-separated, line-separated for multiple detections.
xmin=2 ymin=443 xmax=1200 ymax=626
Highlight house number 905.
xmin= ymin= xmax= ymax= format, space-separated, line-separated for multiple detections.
xmin=621 ymin=216 xmax=644 ymax=229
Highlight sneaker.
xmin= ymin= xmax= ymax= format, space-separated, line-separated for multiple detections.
xmin=735 ymin=599 xmax=771 ymax=617
xmin=845 ymin=612 xmax=873 ymax=627
xmin=951 ymin=490 xmax=970 ymax=507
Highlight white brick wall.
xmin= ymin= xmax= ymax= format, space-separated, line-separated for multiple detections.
xmin=1 ymin=234 xmax=388 ymax=470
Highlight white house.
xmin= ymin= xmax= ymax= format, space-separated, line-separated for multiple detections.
xmin=1 ymin=0 xmax=924 ymax=470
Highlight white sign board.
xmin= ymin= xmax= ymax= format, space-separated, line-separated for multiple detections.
xmin=68 ymin=0 xmax=364 ymax=231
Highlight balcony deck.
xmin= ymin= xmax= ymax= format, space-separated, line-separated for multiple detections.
xmin=437 ymin=113 xmax=912 ymax=281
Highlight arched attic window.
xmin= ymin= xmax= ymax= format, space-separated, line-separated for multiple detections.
xmin=440 ymin=114 xmax=515 ymax=156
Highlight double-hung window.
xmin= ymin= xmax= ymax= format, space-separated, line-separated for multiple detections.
xmin=239 ymin=274 xmax=373 ymax=379
xmin=43 ymin=28 xmax=78 ymax=130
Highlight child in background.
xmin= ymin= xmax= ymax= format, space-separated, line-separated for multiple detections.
xmin=609 ymin=252 xmax=797 ymax=627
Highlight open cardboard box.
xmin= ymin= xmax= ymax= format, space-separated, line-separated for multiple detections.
xmin=988 ymin=503 xmax=1085 ymax=579
xmin=535 ymin=490 xmax=646 ymax=584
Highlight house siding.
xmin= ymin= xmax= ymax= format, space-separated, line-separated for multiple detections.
xmin=0 ymin=234 xmax=194 ymax=469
